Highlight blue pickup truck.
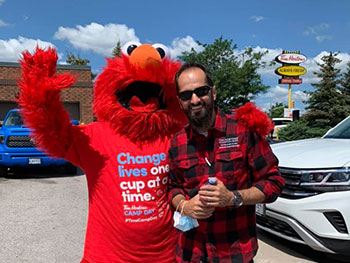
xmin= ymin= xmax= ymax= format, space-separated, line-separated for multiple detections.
xmin=0 ymin=109 xmax=77 ymax=176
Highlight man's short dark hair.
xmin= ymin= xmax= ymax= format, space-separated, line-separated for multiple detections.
xmin=175 ymin=63 xmax=214 ymax=92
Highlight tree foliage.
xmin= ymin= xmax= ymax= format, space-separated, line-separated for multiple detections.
xmin=304 ymin=52 xmax=347 ymax=127
xmin=278 ymin=119 xmax=329 ymax=141
xmin=112 ymin=41 xmax=122 ymax=57
xmin=268 ymin=102 xmax=287 ymax=118
xmin=340 ymin=61 xmax=350 ymax=113
xmin=66 ymin=52 xmax=97 ymax=80
xmin=179 ymin=36 xmax=269 ymax=112
xmin=66 ymin=52 xmax=90 ymax=66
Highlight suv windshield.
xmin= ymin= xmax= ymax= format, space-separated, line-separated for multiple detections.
xmin=4 ymin=111 xmax=24 ymax=127
xmin=273 ymin=120 xmax=291 ymax=125
xmin=324 ymin=116 xmax=350 ymax=139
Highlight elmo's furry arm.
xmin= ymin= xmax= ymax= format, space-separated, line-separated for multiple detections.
xmin=18 ymin=47 xmax=76 ymax=158
xmin=234 ymin=102 xmax=273 ymax=137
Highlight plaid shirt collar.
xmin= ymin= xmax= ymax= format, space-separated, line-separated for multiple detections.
xmin=185 ymin=107 xmax=227 ymax=141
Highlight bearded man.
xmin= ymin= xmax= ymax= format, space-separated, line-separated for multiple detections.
xmin=168 ymin=63 xmax=285 ymax=263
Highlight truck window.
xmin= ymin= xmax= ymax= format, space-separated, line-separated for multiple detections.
xmin=4 ymin=111 xmax=24 ymax=127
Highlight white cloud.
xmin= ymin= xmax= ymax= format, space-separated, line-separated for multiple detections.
xmin=293 ymin=90 xmax=309 ymax=102
xmin=54 ymin=23 xmax=139 ymax=56
xmin=0 ymin=19 xmax=8 ymax=27
xmin=169 ymin=36 xmax=204 ymax=59
xmin=0 ymin=36 xmax=54 ymax=62
xmin=258 ymin=102 xmax=279 ymax=113
xmin=262 ymin=85 xmax=288 ymax=99
xmin=0 ymin=0 xmax=4 ymax=6
xmin=259 ymin=85 xmax=309 ymax=104
xmin=303 ymin=23 xmax=330 ymax=36
xmin=252 ymin=46 xmax=283 ymax=76
xmin=303 ymin=23 xmax=332 ymax=43
xmin=250 ymin=16 xmax=265 ymax=22
xmin=315 ymin=35 xmax=332 ymax=43
xmin=53 ymin=23 xmax=205 ymax=59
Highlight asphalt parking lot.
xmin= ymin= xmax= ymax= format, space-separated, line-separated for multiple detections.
xmin=0 ymin=169 xmax=346 ymax=263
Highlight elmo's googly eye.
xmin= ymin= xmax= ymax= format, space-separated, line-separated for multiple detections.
xmin=152 ymin=43 xmax=170 ymax=59
xmin=121 ymin=41 xmax=142 ymax=56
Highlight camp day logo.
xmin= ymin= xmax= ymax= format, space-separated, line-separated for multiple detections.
xmin=116 ymin=152 xmax=169 ymax=223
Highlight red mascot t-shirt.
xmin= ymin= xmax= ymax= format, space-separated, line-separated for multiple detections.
xmin=64 ymin=122 xmax=177 ymax=263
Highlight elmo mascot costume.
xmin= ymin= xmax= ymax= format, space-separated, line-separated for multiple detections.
xmin=18 ymin=42 xmax=186 ymax=263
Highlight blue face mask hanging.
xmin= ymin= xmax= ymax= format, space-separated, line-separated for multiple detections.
xmin=173 ymin=211 xmax=199 ymax=232
xmin=173 ymin=200 xmax=199 ymax=232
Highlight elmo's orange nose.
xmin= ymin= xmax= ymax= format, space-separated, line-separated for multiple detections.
xmin=129 ymin=44 xmax=162 ymax=69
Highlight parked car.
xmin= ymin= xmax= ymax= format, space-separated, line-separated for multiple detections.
xmin=271 ymin=117 xmax=292 ymax=138
xmin=0 ymin=109 xmax=77 ymax=176
xmin=257 ymin=115 xmax=350 ymax=258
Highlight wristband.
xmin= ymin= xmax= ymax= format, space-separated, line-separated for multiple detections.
xmin=180 ymin=201 xmax=188 ymax=216
xmin=176 ymin=199 xmax=185 ymax=212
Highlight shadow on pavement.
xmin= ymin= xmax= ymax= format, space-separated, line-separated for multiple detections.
xmin=2 ymin=166 xmax=85 ymax=179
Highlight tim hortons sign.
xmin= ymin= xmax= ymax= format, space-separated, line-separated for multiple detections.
xmin=275 ymin=51 xmax=307 ymax=85
xmin=275 ymin=65 xmax=307 ymax=77
xmin=279 ymin=78 xmax=302 ymax=84
xmin=275 ymin=53 xmax=307 ymax=64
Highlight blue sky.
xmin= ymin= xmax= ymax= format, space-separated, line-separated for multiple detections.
xmin=1 ymin=0 xmax=350 ymax=112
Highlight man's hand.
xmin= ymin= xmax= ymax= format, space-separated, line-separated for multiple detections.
xmin=198 ymin=178 xmax=234 ymax=207
xmin=182 ymin=194 xmax=215 ymax=219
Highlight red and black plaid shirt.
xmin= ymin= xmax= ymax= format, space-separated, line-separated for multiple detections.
xmin=168 ymin=108 xmax=285 ymax=263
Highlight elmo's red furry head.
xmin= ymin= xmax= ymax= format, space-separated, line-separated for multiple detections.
xmin=93 ymin=43 xmax=187 ymax=142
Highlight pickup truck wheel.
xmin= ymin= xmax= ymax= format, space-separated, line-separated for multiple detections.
xmin=0 ymin=166 xmax=7 ymax=177
xmin=64 ymin=163 xmax=77 ymax=175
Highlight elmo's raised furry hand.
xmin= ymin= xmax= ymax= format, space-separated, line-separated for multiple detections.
xmin=18 ymin=43 xmax=186 ymax=263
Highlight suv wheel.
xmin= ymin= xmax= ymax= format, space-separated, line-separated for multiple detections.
xmin=0 ymin=166 xmax=7 ymax=177
xmin=64 ymin=163 xmax=77 ymax=175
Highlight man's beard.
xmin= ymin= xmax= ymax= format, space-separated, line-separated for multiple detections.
xmin=184 ymin=96 xmax=215 ymax=132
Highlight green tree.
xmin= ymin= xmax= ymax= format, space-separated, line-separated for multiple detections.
xmin=340 ymin=61 xmax=350 ymax=114
xmin=179 ymin=36 xmax=269 ymax=112
xmin=303 ymin=52 xmax=345 ymax=127
xmin=66 ymin=52 xmax=97 ymax=80
xmin=112 ymin=41 xmax=122 ymax=57
xmin=66 ymin=52 xmax=90 ymax=66
xmin=278 ymin=118 xmax=329 ymax=141
xmin=268 ymin=102 xmax=287 ymax=118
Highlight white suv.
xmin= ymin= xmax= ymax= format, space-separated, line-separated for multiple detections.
xmin=257 ymin=116 xmax=350 ymax=258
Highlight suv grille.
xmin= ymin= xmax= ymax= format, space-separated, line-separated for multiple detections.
xmin=324 ymin=212 xmax=349 ymax=234
xmin=257 ymin=214 xmax=302 ymax=241
xmin=6 ymin=135 xmax=35 ymax=148
xmin=279 ymin=168 xmax=321 ymax=199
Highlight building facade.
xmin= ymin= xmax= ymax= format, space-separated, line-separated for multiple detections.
xmin=0 ymin=61 xmax=94 ymax=123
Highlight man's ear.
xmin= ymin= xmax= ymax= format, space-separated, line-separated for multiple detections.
xmin=212 ymin=86 xmax=216 ymax=101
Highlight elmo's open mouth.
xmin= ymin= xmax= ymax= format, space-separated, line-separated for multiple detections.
xmin=116 ymin=81 xmax=166 ymax=113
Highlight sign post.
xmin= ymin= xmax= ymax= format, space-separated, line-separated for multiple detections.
xmin=288 ymin=84 xmax=292 ymax=109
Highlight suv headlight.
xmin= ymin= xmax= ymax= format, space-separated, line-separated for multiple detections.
xmin=300 ymin=168 xmax=350 ymax=191
xmin=0 ymin=134 xmax=4 ymax=144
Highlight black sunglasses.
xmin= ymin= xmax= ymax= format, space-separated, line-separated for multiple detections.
xmin=178 ymin=85 xmax=212 ymax=101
